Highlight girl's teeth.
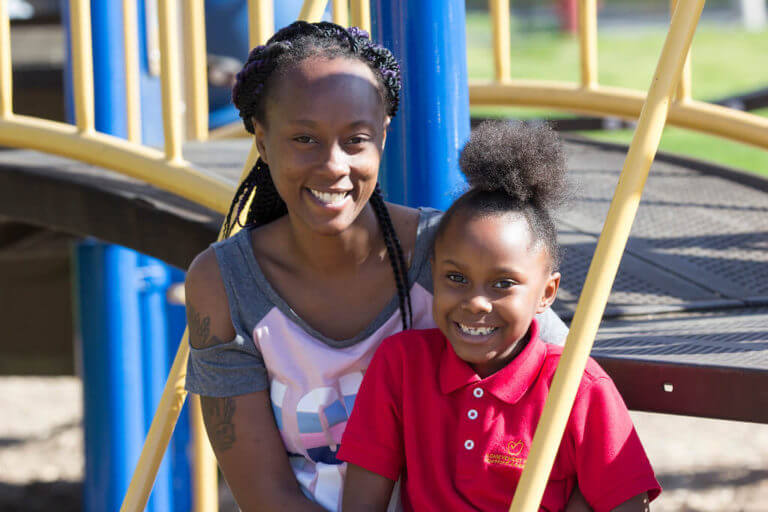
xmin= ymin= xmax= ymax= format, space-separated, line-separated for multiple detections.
xmin=458 ymin=324 xmax=497 ymax=336
xmin=310 ymin=189 xmax=348 ymax=205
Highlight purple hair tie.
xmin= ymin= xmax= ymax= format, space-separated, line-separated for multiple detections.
xmin=347 ymin=26 xmax=369 ymax=39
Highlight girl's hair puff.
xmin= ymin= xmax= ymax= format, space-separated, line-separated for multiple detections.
xmin=224 ymin=21 xmax=412 ymax=329
xmin=435 ymin=121 xmax=568 ymax=269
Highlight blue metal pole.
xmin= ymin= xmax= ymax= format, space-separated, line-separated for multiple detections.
xmin=75 ymin=242 xmax=147 ymax=512
xmin=370 ymin=0 xmax=470 ymax=210
xmin=138 ymin=255 xmax=173 ymax=512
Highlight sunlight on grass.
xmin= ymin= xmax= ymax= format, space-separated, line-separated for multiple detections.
xmin=465 ymin=12 xmax=768 ymax=177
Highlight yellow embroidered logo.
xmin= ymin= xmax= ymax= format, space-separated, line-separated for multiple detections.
xmin=485 ymin=440 xmax=527 ymax=469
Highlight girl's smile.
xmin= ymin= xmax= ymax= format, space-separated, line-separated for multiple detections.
xmin=432 ymin=212 xmax=560 ymax=378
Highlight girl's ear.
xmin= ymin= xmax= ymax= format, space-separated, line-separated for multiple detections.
xmin=536 ymin=271 xmax=560 ymax=314
xmin=253 ymin=119 xmax=269 ymax=164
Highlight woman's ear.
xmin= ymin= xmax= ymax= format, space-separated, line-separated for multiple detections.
xmin=252 ymin=119 xmax=269 ymax=164
xmin=381 ymin=116 xmax=391 ymax=152
xmin=536 ymin=271 xmax=560 ymax=314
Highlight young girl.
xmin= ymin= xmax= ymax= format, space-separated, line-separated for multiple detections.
xmin=339 ymin=121 xmax=661 ymax=511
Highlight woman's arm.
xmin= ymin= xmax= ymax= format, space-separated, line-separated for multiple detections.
xmin=342 ymin=464 xmax=396 ymax=512
xmin=186 ymin=249 xmax=325 ymax=512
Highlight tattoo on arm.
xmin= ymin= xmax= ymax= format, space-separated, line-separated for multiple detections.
xmin=201 ymin=396 xmax=237 ymax=451
xmin=188 ymin=303 xmax=226 ymax=348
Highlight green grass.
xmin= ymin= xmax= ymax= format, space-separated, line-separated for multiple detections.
xmin=465 ymin=12 xmax=768 ymax=177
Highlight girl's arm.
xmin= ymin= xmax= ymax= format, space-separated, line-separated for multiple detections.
xmin=611 ymin=492 xmax=650 ymax=512
xmin=342 ymin=464 xmax=396 ymax=511
xmin=186 ymin=249 xmax=325 ymax=512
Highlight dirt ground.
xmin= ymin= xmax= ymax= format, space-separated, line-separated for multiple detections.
xmin=1 ymin=376 xmax=767 ymax=511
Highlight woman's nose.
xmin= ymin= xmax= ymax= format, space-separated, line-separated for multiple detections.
xmin=322 ymin=142 xmax=348 ymax=176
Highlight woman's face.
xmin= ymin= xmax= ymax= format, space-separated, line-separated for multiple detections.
xmin=253 ymin=57 xmax=389 ymax=235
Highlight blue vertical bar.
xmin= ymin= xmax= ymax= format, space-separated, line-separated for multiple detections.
xmin=138 ymin=255 xmax=173 ymax=512
xmin=370 ymin=0 xmax=470 ymax=210
xmin=91 ymin=0 xmax=128 ymax=137
xmin=75 ymin=242 xmax=146 ymax=512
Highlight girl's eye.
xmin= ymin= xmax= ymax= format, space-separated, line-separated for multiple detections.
xmin=446 ymin=273 xmax=467 ymax=284
xmin=293 ymin=135 xmax=316 ymax=144
xmin=493 ymin=279 xmax=517 ymax=289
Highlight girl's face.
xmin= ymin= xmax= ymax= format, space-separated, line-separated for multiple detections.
xmin=431 ymin=212 xmax=560 ymax=378
xmin=253 ymin=57 xmax=389 ymax=235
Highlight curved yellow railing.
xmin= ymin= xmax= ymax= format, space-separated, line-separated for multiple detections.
xmin=0 ymin=0 xmax=759 ymax=511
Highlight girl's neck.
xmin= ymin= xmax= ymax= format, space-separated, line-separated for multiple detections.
xmin=284 ymin=204 xmax=383 ymax=275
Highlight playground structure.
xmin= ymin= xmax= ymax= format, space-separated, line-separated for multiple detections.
xmin=0 ymin=0 xmax=767 ymax=510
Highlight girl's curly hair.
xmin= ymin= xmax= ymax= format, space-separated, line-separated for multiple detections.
xmin=435 ymin=121 xmax=568 ymax=269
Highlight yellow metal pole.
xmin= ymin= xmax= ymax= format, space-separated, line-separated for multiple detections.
xmin=671 ymin=0 xmax=693 ymax=102
xmin=349 ymin=0 xmax=370 ymax=33
xmin=123 ymin=0 xmax=141 ymax=143
xmin=0 ymin=0 xmax=12 ymax=118
xmin=489 ymin=0 xmax=512 ymax=83
xmin=578 ymin=0 xmax=597 ymax=89
xmin=333 ymin=0 xmax=349 ymax=27
xmin=183 ymin=0 xmax=209 ymax=141
xmin=507 ymin=0 xmax=705 ymax=510
xmin=69 ymin=0 xmax=95 ymax=133
xmin=190 ymin=395 xmax=218 ymax=512
xmin=157 ymin=0 xmax=184 ymax=164
xmin=300 ymin=0 xmax=330 ymax=23
xmin=120 ymin=141 xmax=260 ymax=512
xmin=248 ymin=0 xmax=275 ymax=49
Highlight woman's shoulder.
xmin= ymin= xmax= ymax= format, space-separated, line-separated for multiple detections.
xmin=385 ymin=203 xmax=442 ymax=248
xmin=186 ymin=246 xmax=236 ymax=348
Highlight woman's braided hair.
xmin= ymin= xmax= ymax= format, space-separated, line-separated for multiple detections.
xmin=225 ymin=21 xmax=412 ymax=329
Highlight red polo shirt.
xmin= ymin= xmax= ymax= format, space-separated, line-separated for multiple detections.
xmin=338 ymin=321 xmax=660 ymax=511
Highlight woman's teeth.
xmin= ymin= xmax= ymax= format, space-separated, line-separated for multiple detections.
xmin=309 ymin=189 xmax=348 ymax=205
xmin=458 ymin=323 xmax=498 ymax=336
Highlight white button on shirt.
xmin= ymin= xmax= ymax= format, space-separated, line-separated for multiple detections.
xmin=464 ymin=440 xmax=474 ymax=450
xmin=473 ymin=387 xmax=484 ymax=398
xmin=467 ymin=409 xmax=478 ymax=420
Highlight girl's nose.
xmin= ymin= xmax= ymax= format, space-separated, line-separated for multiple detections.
xmin=462 ymin=294 xmax=492 ymax=314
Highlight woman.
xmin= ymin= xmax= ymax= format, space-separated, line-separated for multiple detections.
xmin=184 ymin=21 xmax=569 ymax=511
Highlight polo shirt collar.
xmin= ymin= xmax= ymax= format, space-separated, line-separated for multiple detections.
xmin=439 ymin=319 xmax=547 ymax=404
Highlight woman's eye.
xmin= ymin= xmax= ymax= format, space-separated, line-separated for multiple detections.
xmin=493 ymin=280 xmax=516 ymax=289
xmin=293 ymin=135 xmax=315 ymax=144
xmin=446 ymin=273 xmax=466 ymax=284
xmin=347 ymin=135 xmax=369 ymax=145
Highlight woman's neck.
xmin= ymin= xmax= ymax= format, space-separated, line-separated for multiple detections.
xmin=284 ymin=204 xmax=384 ymax=275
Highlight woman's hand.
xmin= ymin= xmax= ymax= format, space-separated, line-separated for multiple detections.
xmin=187 ymin=248 xmax=325 ymax=511
xmin=342 ymin=463 xmax=395 ymax=512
